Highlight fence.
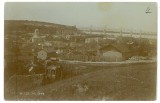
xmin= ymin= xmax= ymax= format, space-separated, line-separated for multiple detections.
xmin=60 ymin=54 xmax=123 ymax=62
xmin=60 ymin=54 xmax=88 ymax=61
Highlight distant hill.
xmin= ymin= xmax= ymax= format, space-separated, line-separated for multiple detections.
xmin=4 ymin=20 xmax=78 ymax=35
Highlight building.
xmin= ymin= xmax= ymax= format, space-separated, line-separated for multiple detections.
xmin=99 ymin=44 xmax=130 ymax=62
xmin=31 ymin=29 xmax=45 ymax=44
xmin=37 ymin=49 xmax=59 ymax=60
xmin=85 ymin=37 xmax=100 ymax=44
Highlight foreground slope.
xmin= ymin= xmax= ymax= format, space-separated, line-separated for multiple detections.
xmin=5 ymin=63 xmax=156 ymax=100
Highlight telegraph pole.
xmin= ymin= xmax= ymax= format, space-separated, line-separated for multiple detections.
xmin=90 ymin=25 xmax=92 ymax=35
xmin=120 ymin=27 xmax=122 ymax=37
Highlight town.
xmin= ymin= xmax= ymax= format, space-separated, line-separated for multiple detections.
xmin=4 ymin=20 xmax=157 ymax=100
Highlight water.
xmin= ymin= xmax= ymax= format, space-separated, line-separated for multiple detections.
xmin=83 ymin=31 xmax=157 ymax=39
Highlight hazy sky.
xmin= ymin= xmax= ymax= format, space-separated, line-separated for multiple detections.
xmin=5 ymin=2 xmax=157 ymax=32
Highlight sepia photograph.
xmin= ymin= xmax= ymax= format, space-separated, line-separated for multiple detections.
xmin=4 ymin=2 xmax=157 ymax=100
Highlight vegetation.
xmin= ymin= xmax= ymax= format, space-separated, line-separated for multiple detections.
xmin=5 ymin=63 xmax=156 ymax=100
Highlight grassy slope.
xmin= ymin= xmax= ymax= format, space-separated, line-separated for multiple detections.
xmin=5 ymin=63 xmax=156 ymax=100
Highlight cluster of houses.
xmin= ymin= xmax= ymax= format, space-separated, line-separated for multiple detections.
xmin=4 ymin=22 xmax=157 ymax=81
xmin=4 ymin=21 xmax=157 ymax=68
xmin=4 ymin=20 xmax=157 ymax=84
xmin=18 ymin=28 xmax=156 ymax=63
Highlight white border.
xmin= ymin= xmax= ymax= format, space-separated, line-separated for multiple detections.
xmin=0 ymin=0 xmax=159 ymax=103
xmin=0 ymin=0 xmax=4 ymax=102
xmin=2 ymin=0 xmax=160 ymax=2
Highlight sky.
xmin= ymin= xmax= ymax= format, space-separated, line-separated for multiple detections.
xmin=4 ymin=2 xmax=157 ymax=32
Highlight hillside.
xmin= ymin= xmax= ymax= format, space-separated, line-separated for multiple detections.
xmin=5 ymin=63 xmax=156 ymax=100
xmin=4 ymin=20 xmax=157 ymax=101
xmin=4 ymin=20 xmax=78 ymax=34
